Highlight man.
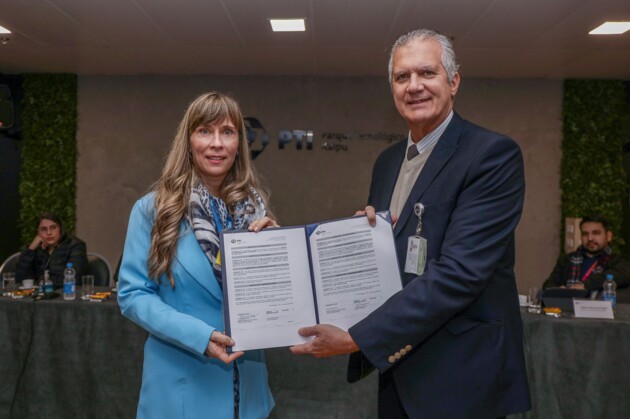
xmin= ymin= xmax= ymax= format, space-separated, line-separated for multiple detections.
xmin=544 ymin=215 xmax=630 ymax=292
xmin=290 ymin=29 xmax=531 ymax=418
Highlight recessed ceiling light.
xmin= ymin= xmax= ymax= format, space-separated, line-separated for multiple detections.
xmin=270 ymin=19 xmax=305 ymax=32
xmin=589 ymin=21 xmax=630 ymax=35
xmin=0 ymin=24 xmax=11 ymax=34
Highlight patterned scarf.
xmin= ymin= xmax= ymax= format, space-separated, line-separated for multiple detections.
xmin=190 ymin=182 xmax=266 ymax=288
xmin=566 ymin=245 xmax=613 ymax=286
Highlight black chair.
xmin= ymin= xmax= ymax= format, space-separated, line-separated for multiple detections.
xmin=113 ymin=254 xmax=122 ymax=285
xmin=87 ymin=252 xmax=112 ymax=287
xmin=0 ymin=252 xmax=21 ymax=276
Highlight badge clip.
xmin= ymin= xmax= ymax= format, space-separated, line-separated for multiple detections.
xmin=405 ymin=203 xmax=427 ymax=275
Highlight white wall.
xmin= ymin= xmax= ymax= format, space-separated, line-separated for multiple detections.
xmin=76 ymin=75 xmax=562 ymax=292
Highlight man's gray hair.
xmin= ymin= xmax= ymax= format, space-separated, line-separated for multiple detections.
xmin=388 ymin=29 xmax=460 ymax=84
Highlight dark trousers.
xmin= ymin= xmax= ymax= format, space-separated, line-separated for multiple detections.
xmin=378 ymin=370 xmax=506 ymax=419
xmin=378 ymin=369 xmax=409 ymax=419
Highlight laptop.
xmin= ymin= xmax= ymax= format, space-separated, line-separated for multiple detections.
xmin=541 ymin=288 xmax=590 ymax=312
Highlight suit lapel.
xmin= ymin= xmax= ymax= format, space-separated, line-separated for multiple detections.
xmin=176 ymin=222 xmax=224 ymax=301
xmin=394 ymin=113 xmax=464 ymax=237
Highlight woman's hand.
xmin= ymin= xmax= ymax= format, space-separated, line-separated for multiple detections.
xmin=248 ymin=216 xmax=280 ymax=232
xmin=205 ymin=331 xmax=243 ymax=364
xmin=28 ymin=234 xmax=45 ymax=251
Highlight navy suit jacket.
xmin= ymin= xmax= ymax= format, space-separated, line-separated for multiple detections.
xmin=348 ymin=112 xmax=531 ymax=418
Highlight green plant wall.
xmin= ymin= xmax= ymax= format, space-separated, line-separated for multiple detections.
xmin=19 ymin=74 xmax=77 ymax=244
xmin=561 ymin=79 xmax=628 ymax=249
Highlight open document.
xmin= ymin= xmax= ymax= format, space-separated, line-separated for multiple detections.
xmin=220 ymin=212 xmax=402 ymax=351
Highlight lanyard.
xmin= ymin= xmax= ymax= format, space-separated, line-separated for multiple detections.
xmin=209 ymin=199 xmax=233 ymax=234
xmin=581 ymin=260 xmax=599 ymax=282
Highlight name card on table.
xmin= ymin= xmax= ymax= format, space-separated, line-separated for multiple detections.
xmin=573 ymin=299 xmax=614 ymax=319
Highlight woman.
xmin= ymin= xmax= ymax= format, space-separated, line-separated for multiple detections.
xmin=118 ymin=92 xmax=276 ymax=419
xmin=16 ymin=212 xmax=88 ymax=287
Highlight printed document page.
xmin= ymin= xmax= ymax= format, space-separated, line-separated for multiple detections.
xmin=309 ymin=213 xmax=402 ymax=330
xmin=221 ymin=213 xmax=402 ymax=351
xmin=222 ymin=227 xmax=316 ymax=351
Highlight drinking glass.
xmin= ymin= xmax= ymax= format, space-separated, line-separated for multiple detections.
xmin=527 ymin=286 xmax=542 ymax=314
xmin=81 ymin=275 xmax=95 ymax=298
xmin=2 ymin=272 xmax=16 ymax=297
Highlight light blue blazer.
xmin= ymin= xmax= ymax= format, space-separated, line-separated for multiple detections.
xmin=118 ymin=193 xmax=275 ymax=419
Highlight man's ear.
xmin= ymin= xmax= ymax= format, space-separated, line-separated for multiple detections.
xmin=450 ymin=72 xmax=460 ymax=97
xmin=607 ymin=230 xmax=613 ymax=244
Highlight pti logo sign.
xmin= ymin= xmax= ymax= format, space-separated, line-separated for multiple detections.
xmin=278 ymin=130 xmax=314 ymax=150
xmin=245 ymin=117 xmax=314 ymax=156
xmin=244 ymin=117 xmax=269 ymax=160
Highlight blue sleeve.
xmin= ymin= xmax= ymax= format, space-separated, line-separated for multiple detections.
xmin=117 ymin=196 xmax=216 ymax=356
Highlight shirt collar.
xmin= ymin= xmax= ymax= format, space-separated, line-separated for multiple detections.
xmin=406 ymin=111 xmax=454 ymax=155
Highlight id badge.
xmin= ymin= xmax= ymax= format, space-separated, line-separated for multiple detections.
xmin=405 ymin=236 xmax=427 ymax=275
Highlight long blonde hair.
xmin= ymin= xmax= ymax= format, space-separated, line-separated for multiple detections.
xmin=148 ymin=92 xmax=267 ymax=286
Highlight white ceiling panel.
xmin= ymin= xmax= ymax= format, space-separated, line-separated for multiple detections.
xmin=114 ymin=46 xmax=199 ymax=75
xmin=223 ymin=0 xmax=313 ymax=46
xmin=0 ymin=0 xmax=629 ymax=78
xmin=49 ymin=0 xmax=171 ymax=47
xmin=535 ymin=0 xmax=630 ymax=49
xmin=180 ymin=46 xmax=254 ymax=75
xmin=1 ymin=0 xmax=105 ymax=47
xmin=312 ymin=0 xmax=403 ymax=46
xmin=390 ymin=0 xmax=495 ymax=45
xmin=247 ymin=46 xmax=315 ymax=76
xmin=134 ymin=0 xmax=239 ymax=46
xmin=314 ymin=46 xmax=388 ymax=76
xmin=462 ymin=0 xmax=592 ymax=48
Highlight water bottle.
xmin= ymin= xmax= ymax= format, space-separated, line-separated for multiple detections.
xmin=63 ymin=263 xmax=76 ymax=300
xmin=602 ymin=273 xmax=617 ymax=310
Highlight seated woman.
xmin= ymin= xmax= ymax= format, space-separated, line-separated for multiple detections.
xmin=16 ymin=212 xmax=88 ymax=287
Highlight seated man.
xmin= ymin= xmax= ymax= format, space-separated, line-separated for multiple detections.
xmin=543 ymin=214 xmax=630 ymax=293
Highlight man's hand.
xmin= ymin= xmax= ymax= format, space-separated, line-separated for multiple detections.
xmin=354 ymin=205 xmax=398 ymax=227
xmin=205 ymin=331 xmax=243 ymax=364
xmin=289 ymin=324 xmax=359 ymax=358
xmin=569 ymin=283 xmax=585 ymax=290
